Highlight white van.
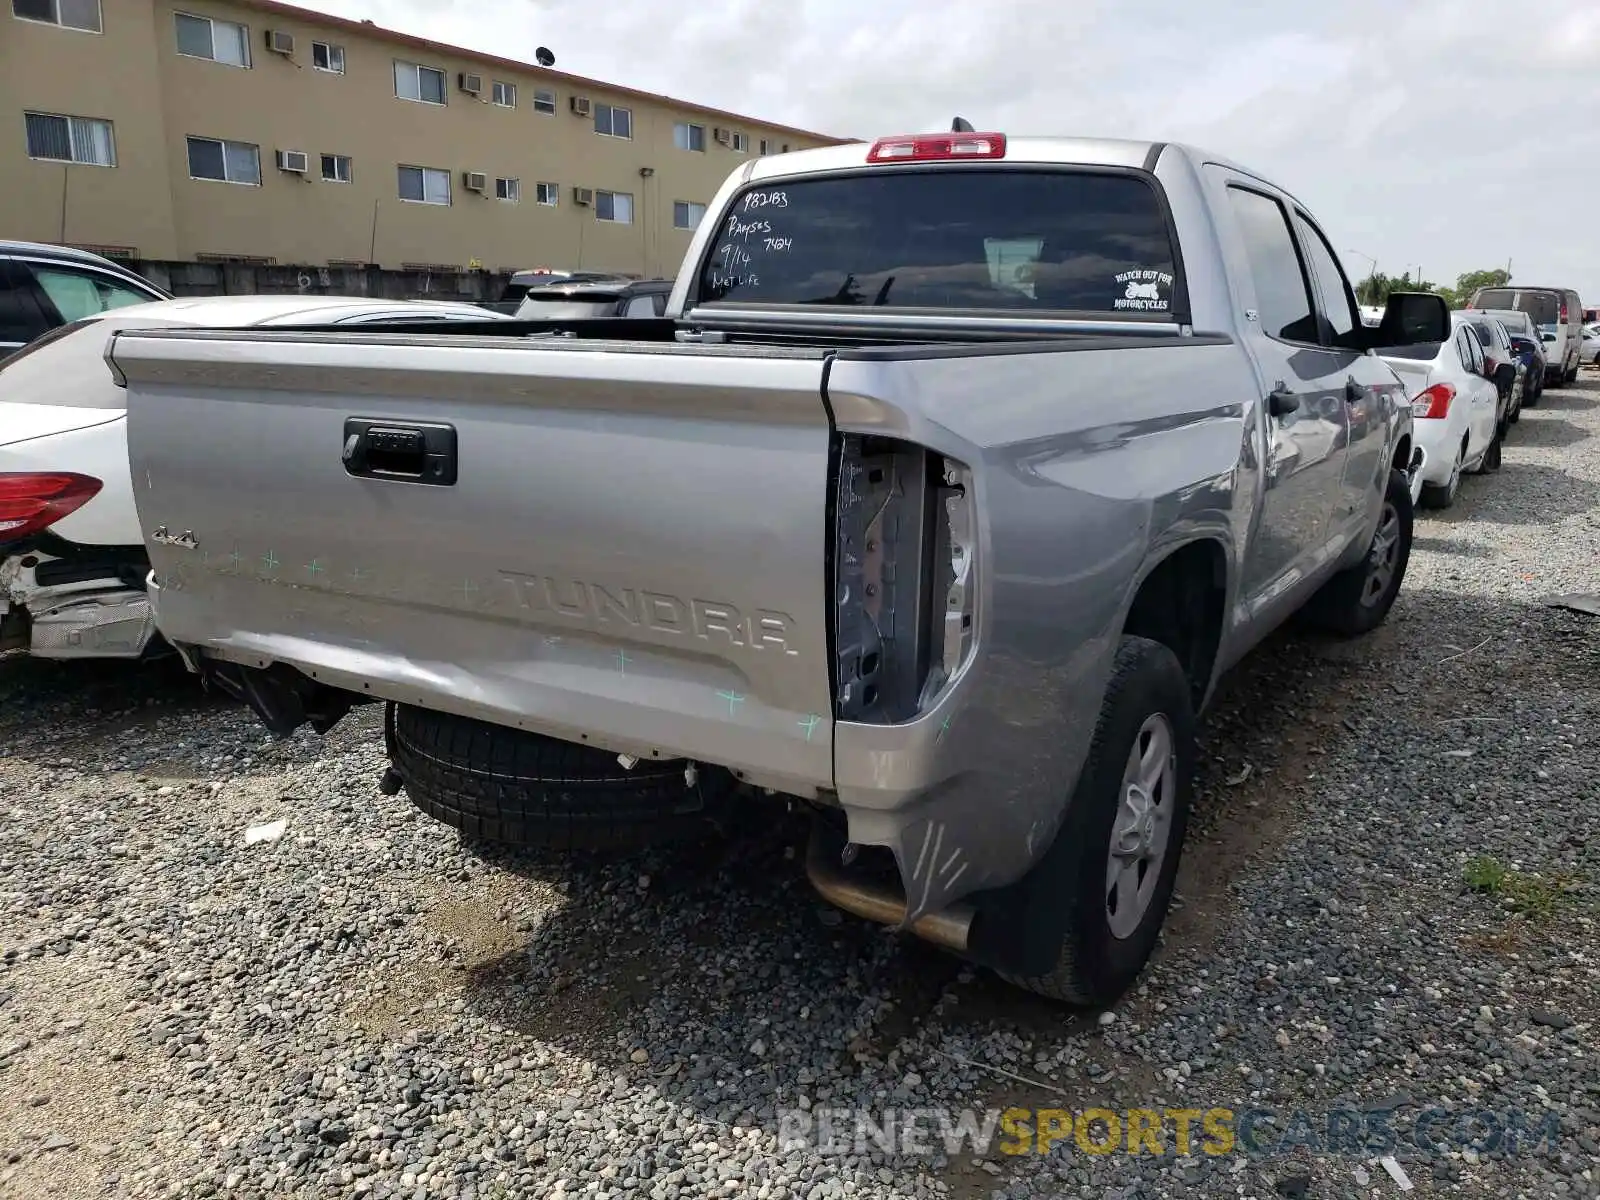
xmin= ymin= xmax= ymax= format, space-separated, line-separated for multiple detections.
xmin=1466 ymin=286 xmax=1585 ymax=386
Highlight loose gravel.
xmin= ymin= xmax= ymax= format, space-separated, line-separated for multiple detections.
xmin=3 ymin=377 xmax=1598 ymax=1200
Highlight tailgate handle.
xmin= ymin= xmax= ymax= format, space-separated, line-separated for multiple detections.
xmin=342 ymin=418 xmax=457 ymax=486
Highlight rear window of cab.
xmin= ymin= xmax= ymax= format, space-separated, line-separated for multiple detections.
xmin=694 ymin=168 xmax=1181 ymax=317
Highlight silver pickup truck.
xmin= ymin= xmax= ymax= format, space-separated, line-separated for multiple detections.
xmin=108 ymin=130 xmax=1447 ymax=1007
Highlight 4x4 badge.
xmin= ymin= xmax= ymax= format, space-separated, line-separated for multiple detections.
xmin=150 ymin=526 xmax=199 ymax=550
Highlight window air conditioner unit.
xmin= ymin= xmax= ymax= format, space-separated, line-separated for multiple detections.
xmin=572 ymin=186 xmax=594 ymax=206
xmin=570 ymin=96 xmax=591 ymax=117
xmin=713 ymin=127 xmax=732 ymax=145
xmin=459 ymin=72 xmax=483 ymax=96
xmin=265 ymin=29 xmax=295 ymax=56
xmin=275 ymin=149 xmax=310 ymax=173
xmin=463 ymin=171 xmax=488 ymax=192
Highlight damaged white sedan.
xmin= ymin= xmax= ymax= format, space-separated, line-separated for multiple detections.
xmin=0 ymin=295 xmax=510 ymax=660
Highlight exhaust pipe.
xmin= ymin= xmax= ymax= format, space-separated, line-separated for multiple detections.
xmin=804 ymin=823 xmax=975 ymax=953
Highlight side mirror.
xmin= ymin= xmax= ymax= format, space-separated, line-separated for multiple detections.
xmin=1366 ymin=291 xmax=1450 ymax=349
xmin=1542 ymin=332 xmax=1558 ymax=343
xmin=1493 ymin=362 xmax=1516 ymax=388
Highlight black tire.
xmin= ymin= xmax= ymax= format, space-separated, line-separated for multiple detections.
xmin=388 ymin=703 xmax=726 ymax=850
xmin=1302 ymin=468 xmax=1412 ymax=637
xmin=1419 ymin=441 xmax=1464 ymax=510
xmin=1478 ymin=428 xmax=1503 ymax=473
xmin=994 ymin=636 xmax=1195 ymax=1007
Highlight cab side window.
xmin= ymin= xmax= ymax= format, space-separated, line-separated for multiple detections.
xmin=1226 ymin=187 xmax=1318 ymax=345
xmin=1291 ymin=211 xmax=1359 ymax=347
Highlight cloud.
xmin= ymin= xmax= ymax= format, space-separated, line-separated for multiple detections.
xmin=293 ymin=0 xmax=1600 ymax=300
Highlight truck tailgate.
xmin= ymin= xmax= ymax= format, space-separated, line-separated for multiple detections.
xmin=110 ymin=330 xmax=836 ymax=794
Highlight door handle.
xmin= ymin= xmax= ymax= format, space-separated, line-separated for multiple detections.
xmin=1267 ymin=384 xmax=1300 ymax=417
xmin=1345 ymin=377 xmax=1365 ymax=404
xmin=342 ymin=418 xmax=458 ymax=486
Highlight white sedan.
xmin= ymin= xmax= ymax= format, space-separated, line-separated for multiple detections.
xmin=1380 ymin=313 xmax=1502 ymax=509
xmin=0 ymin=295 xmax=507 ymax=661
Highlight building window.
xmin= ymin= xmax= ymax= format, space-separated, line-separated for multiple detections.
xmin=673 ymin=201 xmax=706 ymax=230
xmin=174 ymin=12 xmax=250 ymax=66
xmin=593 ymin=103 xmax=631 ymax=139
xmin=24 ymin=111 xmax=115 ymax=166
xmin=532 ymin=88 xmax=556 ymax=115
xmin=491 ymin=80 xmax=515 ymax=107
xmin=673 ymin=122 xmax=705 ymax=152
xmin=398 ymin=164 xmax=450 ymax=205
xmin=394 ymin=60 xmax=446 ymax=105
xmin=13 ymin=0 xmax=101 ymax=32
xmin=596 ymin=191 xmax=632 ymax=223
xmin=758 ymin=138 xmax=773 ymax=155
xmin=187 ymin=136 xmax=260 ymax=184
xmin=730 ymin=132 xmax=749 ymax=152
xmin=495 ymin=177 xmax=519 ymax=202
xmin=321 ymin=153 xmax=351 ymax=183
xmin=534 ymin=181 xmax=558 ymax=206
xmin=311 ymin=41 xmax=344 ymax=73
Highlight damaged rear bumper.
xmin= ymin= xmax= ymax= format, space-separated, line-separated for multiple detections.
xmin=1 ymin=545 xmax=159 ymax=659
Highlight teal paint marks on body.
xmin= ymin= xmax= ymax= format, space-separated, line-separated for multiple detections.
xmin=717 ymin=690 xmax=746 ymax=717
xmin=798 ymin=713 xmax=821 ymax=741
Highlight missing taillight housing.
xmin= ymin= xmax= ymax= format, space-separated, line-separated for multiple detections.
xmin=832 ymin=436 xmax=975 ymax=724
xmin=0 ymin=473 xmax=103 ymax=542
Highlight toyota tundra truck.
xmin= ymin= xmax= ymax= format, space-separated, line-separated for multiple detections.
xmin=106 ymin=130 xmax=1446 ymax=1006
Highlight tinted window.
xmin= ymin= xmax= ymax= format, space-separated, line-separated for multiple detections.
xmin=1468 ymin=321 xmax=1503 ymax=351
xmin=1226 ymin=188 xmax=1316 ymax=343
xmin=0 ymin=263 xmax=52 ymax=346
xmin=1291 ymin=212 xmax=1356 ymax=342
xmin=697 ymin=169 xmax=1179 ymax=314
xmin=1472 ymin=288 xmax=1514 ymax=310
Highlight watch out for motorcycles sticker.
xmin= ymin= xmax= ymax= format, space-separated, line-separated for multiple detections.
xmin=1113 ymin=268 xmax=1173 ymax=312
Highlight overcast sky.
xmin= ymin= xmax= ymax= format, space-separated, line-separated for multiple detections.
xmin=298 ymin=0 xmax=1600 ymax=303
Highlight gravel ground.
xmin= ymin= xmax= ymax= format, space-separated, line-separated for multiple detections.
xmin=2 ymin=376 xmax=1598 ymax=1200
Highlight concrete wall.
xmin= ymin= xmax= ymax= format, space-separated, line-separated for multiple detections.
xmin=132 ymin=259 xmax=516 ymax=303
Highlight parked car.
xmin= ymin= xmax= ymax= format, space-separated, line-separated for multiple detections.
xmin=1480 ymin=308 xmax=1547 ymax=406
xmin=1582 ymin=325 xmax=1600 ymax=366
xmin=108 ymin=132 xmax=1447 ymax=1007
xmin=1381 ymin=314 xmax=1503 ymax=507
xmin=0 ymin=295 xmax=511 ymax=662
xmin=513 ymin=277 xmax=673 ymax=320
xmin=1459 ymin=313 xmax=1524 ymax=426
xmin=1464 ymin=285 xmax=1585 ymax=386
xmin=0 ymin=241 xmax=170 ymax=359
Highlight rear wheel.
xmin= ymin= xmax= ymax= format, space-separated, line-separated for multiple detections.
xmin=387 ymin=703 xmax=730 ymax=850
xmin=1302 ymin=468 xmax=1413 ymax=637
xmin=1477 ymin=427 xmax=1503 ymax=473
xmin=1419 ymin=441 xmax=1464 ymax=509
xmin=993 ymin=636 xmax=1195 ymax=1007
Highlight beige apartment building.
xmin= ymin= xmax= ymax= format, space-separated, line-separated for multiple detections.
xmin=1 ymin=0 xmax=844 ymax=276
